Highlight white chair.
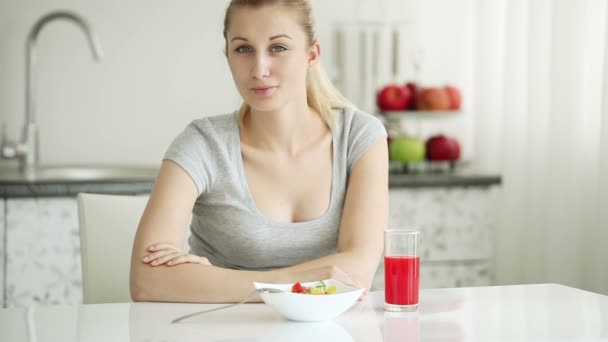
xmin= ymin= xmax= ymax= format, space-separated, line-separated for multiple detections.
xmin=77 ymin=193 xmax=149 ymax=304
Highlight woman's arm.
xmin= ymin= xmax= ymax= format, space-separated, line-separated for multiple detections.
xmin=130 ymin=160 xmax=353 ymax=303
xmin=130 ymin=161 xmax=272 ymax=302
xmin=280 ymin=137 xmax=389 ymax=289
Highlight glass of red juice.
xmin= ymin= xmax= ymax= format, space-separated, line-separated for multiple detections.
xmin=384 ymin=229 xmax=419 ymax=312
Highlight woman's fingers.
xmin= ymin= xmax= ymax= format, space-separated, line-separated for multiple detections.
xmin=358 ymin=289 xmax=369 ymax=301
xmin=150 ymin=250 xmax=182 ymax=266
xmin=143 ymin=242 xmax=212 ymax=267
xmin=147 ymin=243 xmax=181 ymax=253
xmin=143 ymin=243 xmax=181 ymax=263
xmin=167 ymin=255 xmax=211 ymax=266
xmin=198 ymin=256 xmax=212 ymax=265
xmin=142 ymin=248 xmax=180 ymax=264
xmin=143 ymin=249 xmax=212 ymax=267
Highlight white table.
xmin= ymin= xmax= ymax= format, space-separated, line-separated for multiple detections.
xmin=2 ymin=284 xmax=607 ymax=341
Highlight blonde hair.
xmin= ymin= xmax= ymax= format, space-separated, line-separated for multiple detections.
xmin=223 ymin=0 xmax=352 ymax=129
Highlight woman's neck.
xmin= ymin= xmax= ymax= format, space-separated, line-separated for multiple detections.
xmin=241 ymin=103 xmax=328 ymax=157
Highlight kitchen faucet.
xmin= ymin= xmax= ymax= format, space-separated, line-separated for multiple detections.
xmin=1 ymin=10 xmax=103 ymax=174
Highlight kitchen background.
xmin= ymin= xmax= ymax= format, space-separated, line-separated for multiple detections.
xmin=1 ymin=0 xmax=607 ymax=306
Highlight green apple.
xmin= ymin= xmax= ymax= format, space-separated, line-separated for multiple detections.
xmin=389 ymin=136 xmax=426 ymax=162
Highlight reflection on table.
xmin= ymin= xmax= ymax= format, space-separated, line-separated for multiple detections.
xmin=2 ymin=284 xmax=607 ymax=341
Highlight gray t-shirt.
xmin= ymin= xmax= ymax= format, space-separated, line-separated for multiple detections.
xmin=163 ymin=106 xmax=386 ymax=270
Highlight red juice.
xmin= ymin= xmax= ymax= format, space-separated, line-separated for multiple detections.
xmin=385 ymin=256 xmax=420 ymax=305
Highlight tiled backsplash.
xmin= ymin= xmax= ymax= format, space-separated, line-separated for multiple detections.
xmin=389 ymin=187 xmax=494 ymax=261
xmin=2 ymin=186 xmax=499 ymax=307
xmin=5 ymin=198 xmax=81 ymax=307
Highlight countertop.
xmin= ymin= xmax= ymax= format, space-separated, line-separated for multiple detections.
xmin=389 ymin=171 xmax=501 ymax=188
xmin=0 ymin=165 xmax=156 ymax=197
xmin=1 ymin=284 xmax=606 ymax=341
xmin=0 ymin=166 xmax=501 ymax=197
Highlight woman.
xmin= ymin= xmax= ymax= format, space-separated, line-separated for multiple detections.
xmin=130 ymin=0 xmax=388 ymax=303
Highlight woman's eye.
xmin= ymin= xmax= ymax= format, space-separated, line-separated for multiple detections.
xmin=271 ymin=45 xmax=287 ymax=52
xmin=235 ymin=46 xmax=252 ymax=53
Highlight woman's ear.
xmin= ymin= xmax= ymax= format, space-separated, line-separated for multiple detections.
xmin=308 ymin=42 xmax=321 ymax=66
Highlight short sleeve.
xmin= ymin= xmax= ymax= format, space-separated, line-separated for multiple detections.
xmin=346 ymin=109 xmax=388 ymax=171
xmin=163 ymin=119 xmax=219 ymax=195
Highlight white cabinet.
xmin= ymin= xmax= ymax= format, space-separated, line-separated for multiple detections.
xmin=3 ymin=186 xmax=499 ymax=307
xmin=5 ymin=198 xmax=82 ymax=308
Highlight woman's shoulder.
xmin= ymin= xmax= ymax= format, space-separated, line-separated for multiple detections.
xmin=164 ymin=111 xmax=238 ymax=194
xmin=187 ymin=111 xmax=238 ymax=134
xmin=335 ymin=106 xmax=386 ymax=136
xmin=166 ymin=111 xmax=238 ymax=159
xmin=176 ymin=111 xmax=238 ymax=145
xmin=334 ymin=106 xmax=387 ymax=169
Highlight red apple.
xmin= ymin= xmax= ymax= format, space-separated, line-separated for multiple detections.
xmin=444 ymin=85 xmax=462 ymax=110
xmin=416 ymin=87 xmax=450 ymax=111
xmin=426 ymin=134 xmax=461 ymax=161
xmin=405 ymin=82 xmax=418 ymax=110
xmin=376 ymin=84 xmax=412 ymax=111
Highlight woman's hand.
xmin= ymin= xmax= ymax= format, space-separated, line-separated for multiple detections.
xmin=142 ymin=243 xmax=211 ymax=267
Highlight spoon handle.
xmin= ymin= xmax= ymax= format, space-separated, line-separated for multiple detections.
xmin=171 ymin=287 xmax=281 ymax=324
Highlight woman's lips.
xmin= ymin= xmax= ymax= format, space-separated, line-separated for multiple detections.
xmin=252 ymin=86 xmax=276 ymax=96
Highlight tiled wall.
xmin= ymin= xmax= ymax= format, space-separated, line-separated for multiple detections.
xmin=3 ymin=186 xmax=499 ymax=307
xmin=5 ymin=198 xmax=81 ymax=308
xmin=389 ymin=187 xmax=495 ymax=261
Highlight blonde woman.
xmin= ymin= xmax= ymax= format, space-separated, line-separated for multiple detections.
xmin=130 ymin=0 xmax=388 ymax=303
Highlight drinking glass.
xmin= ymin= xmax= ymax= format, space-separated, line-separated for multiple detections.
xmin=384 ymin=229 xmax=420 ymax=312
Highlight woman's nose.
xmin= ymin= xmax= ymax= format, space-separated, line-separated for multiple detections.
xmin=251 ymin=54 xmax=270 ymax=79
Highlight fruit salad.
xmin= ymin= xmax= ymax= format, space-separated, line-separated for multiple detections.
xmin=291 ymin=280 xmax=337 ymax=295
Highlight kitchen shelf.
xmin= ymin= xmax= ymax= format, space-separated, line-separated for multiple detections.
xmin=379 ymin=110 xmax=462 ymax=124
xmin=389 ymin=159 xmax=470 ymax=174
xmin=376 ymin=110 xmax=463 ymax=138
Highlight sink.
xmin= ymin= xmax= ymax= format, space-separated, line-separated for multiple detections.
xmin=0 ymin=165 xmax=158 ymax=184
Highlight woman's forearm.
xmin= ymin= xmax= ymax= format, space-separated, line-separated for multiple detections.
xmin=130 ymin=251 xmax=375 ymax=303
xmin=130 ymin=262 xmax=278 ymax=303
xmin=281 ymin=250 xmax=381 ymax=289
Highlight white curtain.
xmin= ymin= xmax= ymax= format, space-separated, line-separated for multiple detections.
xmin=473 ymin=0 xmax=608 ymax=294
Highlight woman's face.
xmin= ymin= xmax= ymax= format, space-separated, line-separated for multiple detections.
xmin=226 ymin=5 xmax=318 ymax=113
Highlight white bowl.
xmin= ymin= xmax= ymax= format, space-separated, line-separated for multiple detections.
xmin=253 ymin=279 xmax=364 ymax=322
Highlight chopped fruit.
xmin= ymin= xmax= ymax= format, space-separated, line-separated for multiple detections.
xmin=326 ymin=285 xmax=337 ymax=294
xmin=310 ymin=287 xmax=326 ymax=295
xmin=291 ymin=281 xmax=336 ymax=295
xmin=291 ymin=282 xmax=307 ymax=293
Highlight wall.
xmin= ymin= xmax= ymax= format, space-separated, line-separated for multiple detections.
xmin=0 ymin=198 xmax=4 ymax=308
xmin=1 ymin=0 xmax=238 ymax=167
xmin=0 ymin=0 xmax=475 ymax=167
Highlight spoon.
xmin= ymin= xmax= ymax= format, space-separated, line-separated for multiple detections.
xmin=171 ymin=287 xmax=284 ymax=324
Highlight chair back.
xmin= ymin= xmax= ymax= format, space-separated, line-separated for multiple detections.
xmin=77 ymin=193 xmax=149 ymax=304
